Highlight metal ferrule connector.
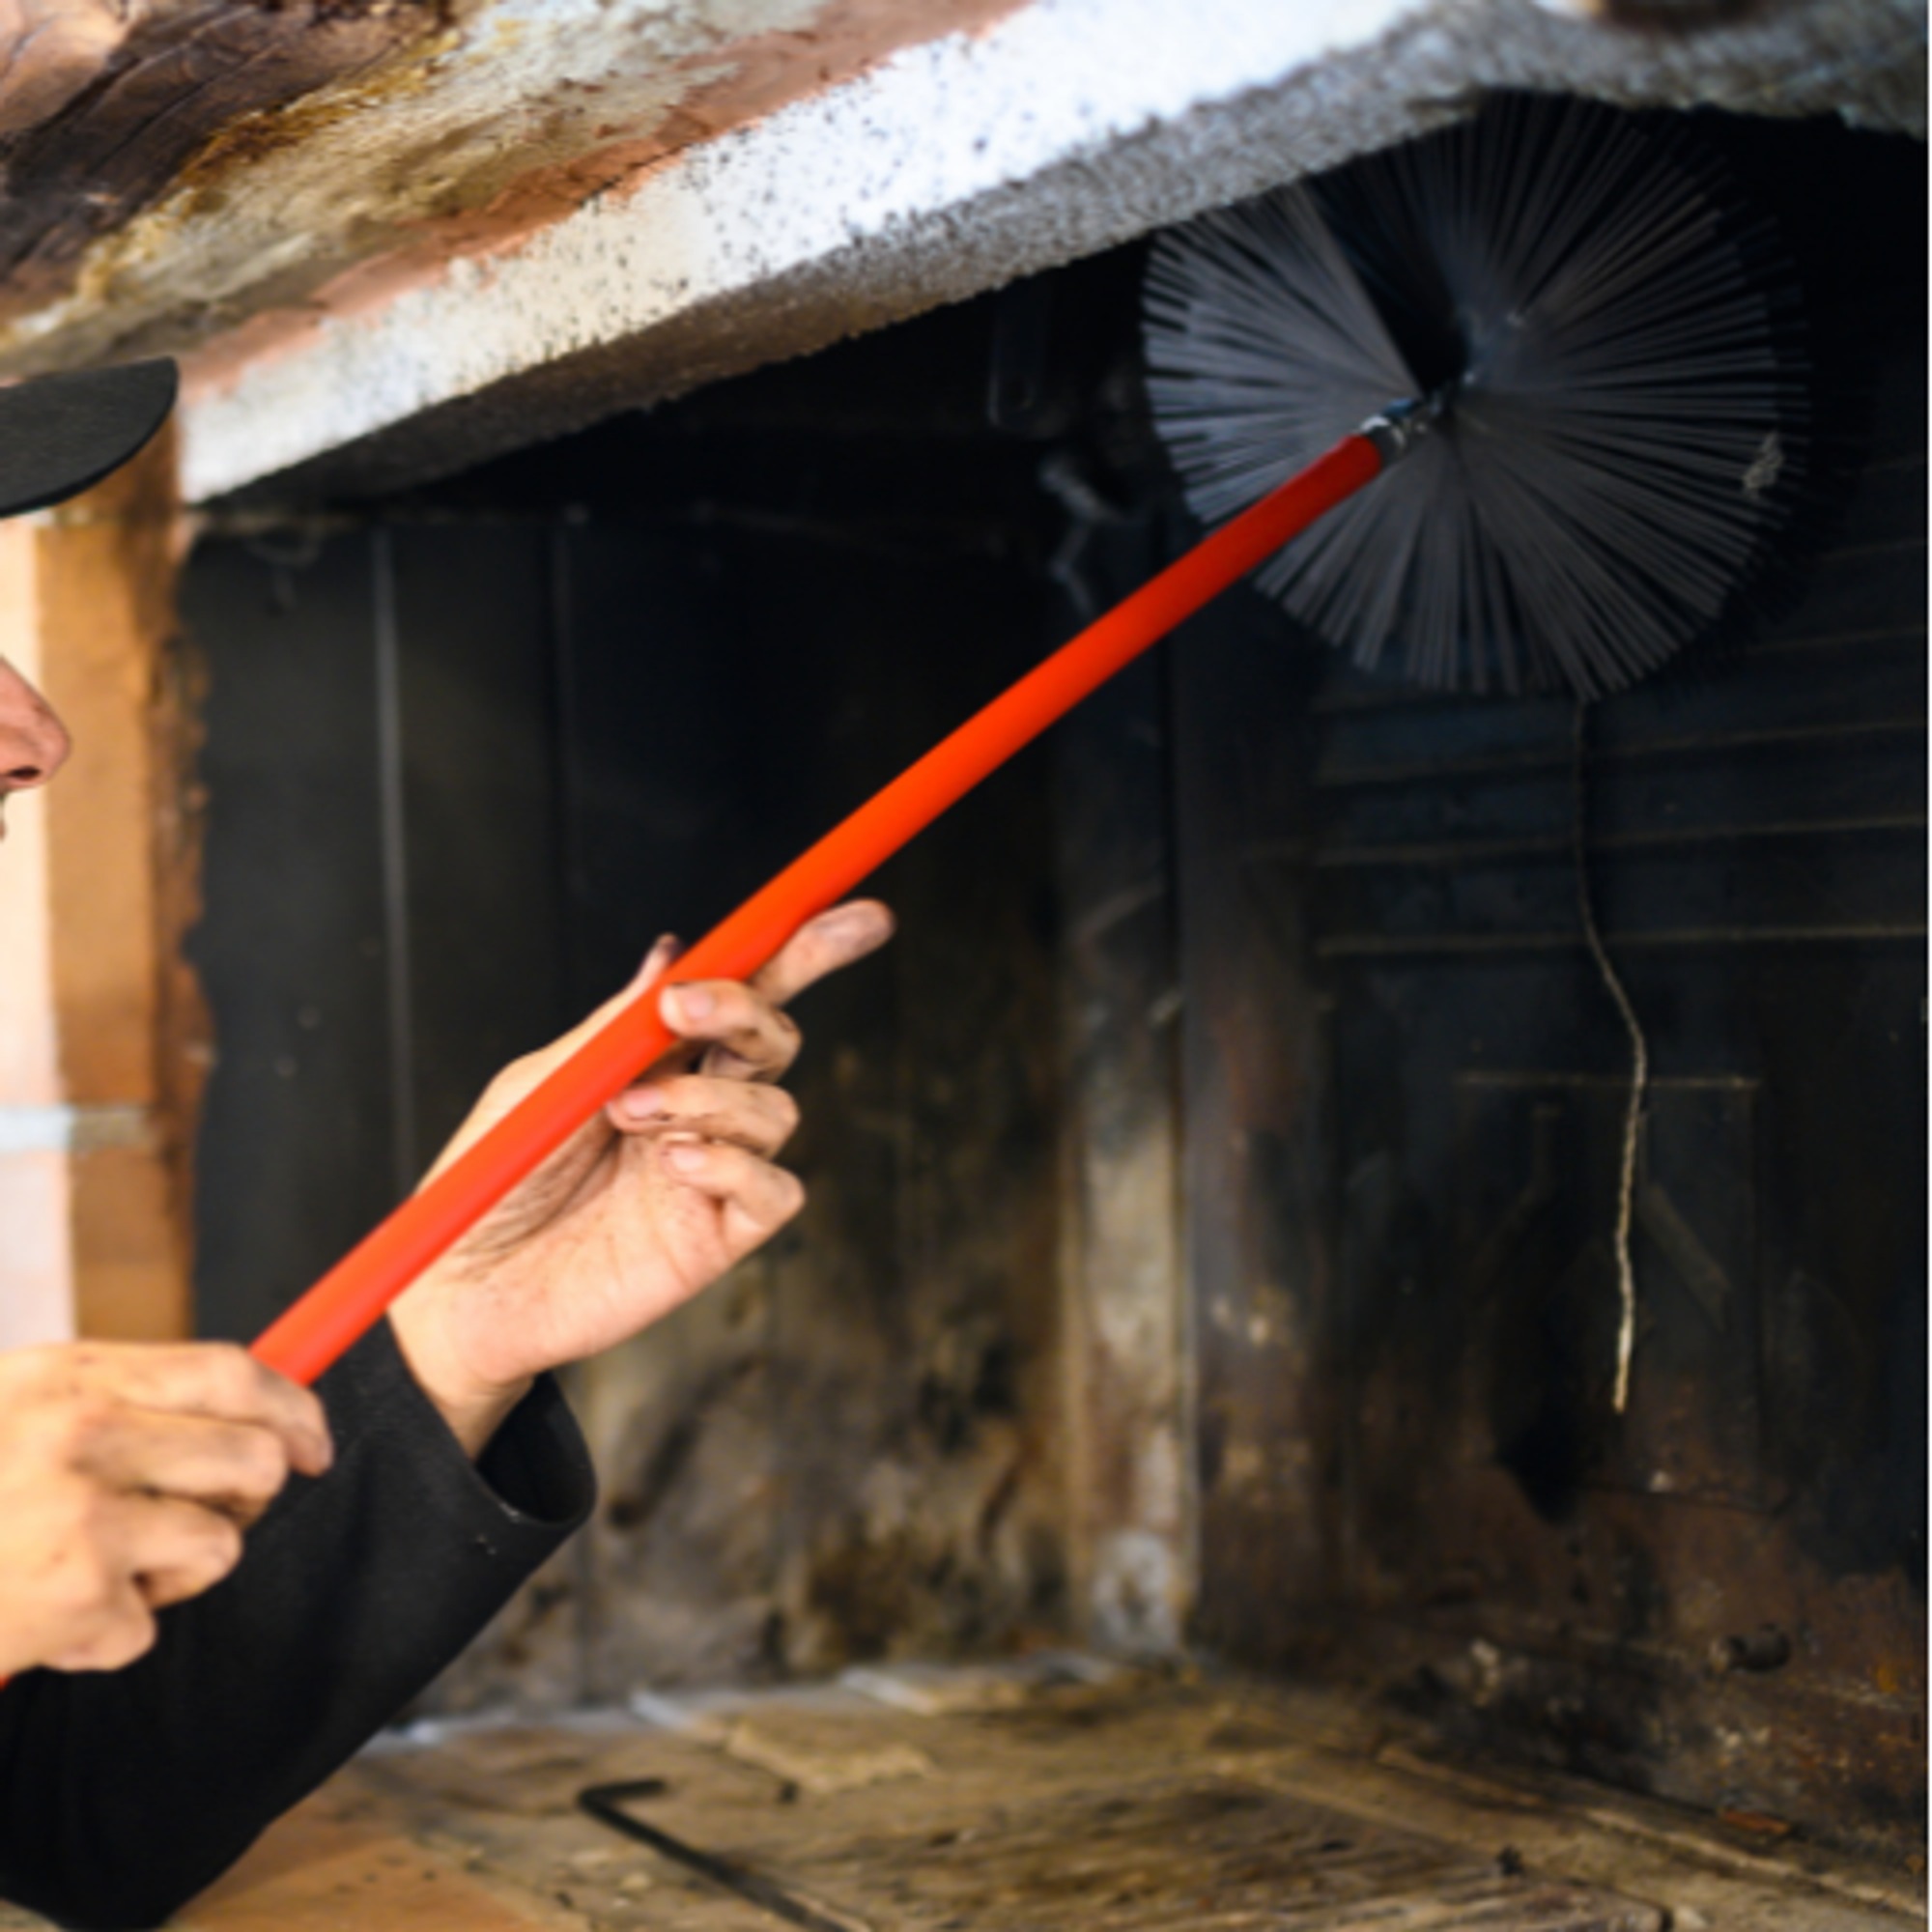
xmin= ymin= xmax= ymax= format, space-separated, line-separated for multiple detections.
xmin=1358 ymin=392 xmax=1447 ymax=466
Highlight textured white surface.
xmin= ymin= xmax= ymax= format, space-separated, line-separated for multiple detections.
xmin=181 ymin=0 xmax=1925 ymax=501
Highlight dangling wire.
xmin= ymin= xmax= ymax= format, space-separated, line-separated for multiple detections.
xmin=1573 ymin=699 xmax=1648 ymax=1412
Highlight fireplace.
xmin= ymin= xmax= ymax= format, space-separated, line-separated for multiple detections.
xmin=160 ymin=96 xmax=1926 ymax=1924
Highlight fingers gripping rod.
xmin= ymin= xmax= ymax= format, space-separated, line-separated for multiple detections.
xmin=0 ymin=422 xmax=1414 ymax=1690
xmin=251 ymin=415 xmax=1423 ymax=1389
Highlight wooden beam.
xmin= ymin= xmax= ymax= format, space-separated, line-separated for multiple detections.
xmin=0 ymin=433 xmax=203 ymax=1344
xmin=0 ymin=1 xmax=445 ymax=330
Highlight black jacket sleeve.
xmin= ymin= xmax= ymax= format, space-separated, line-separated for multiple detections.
xmin=0 ymin=1319 xmax=595 ymax=1931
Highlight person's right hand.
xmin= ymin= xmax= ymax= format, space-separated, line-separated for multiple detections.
xmin=0 ymin=1342 xmax=332 ymax=1677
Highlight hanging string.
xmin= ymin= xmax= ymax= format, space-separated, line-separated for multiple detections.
xmin=1573 ymin=699 xmax=1649 ymax=1412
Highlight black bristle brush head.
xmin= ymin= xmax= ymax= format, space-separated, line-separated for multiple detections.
xmin=1143 ymin=93 xmax=1815 ymax=700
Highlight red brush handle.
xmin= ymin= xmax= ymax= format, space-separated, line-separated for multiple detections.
xmin=249 ymin=432 xmax=1383 ymax=1386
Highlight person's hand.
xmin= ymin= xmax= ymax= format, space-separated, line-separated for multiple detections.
xmin=387 ymin=901 xmax=894 ymax=1456
xmin=0 ymin=1343 xmax=332 ymax=1676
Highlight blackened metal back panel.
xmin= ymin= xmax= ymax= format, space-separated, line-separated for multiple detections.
xmin=1174 ymin=310 xmax=1925 ymax=1854
xmin=184 ymin=522 xmax=564 ymax=1341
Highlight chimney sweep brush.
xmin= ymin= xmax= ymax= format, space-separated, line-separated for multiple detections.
xmin=250 ymin=94 xmax=1812 ymax=1391
xmin=1144 ymin=94 xmax=1810 ymax=696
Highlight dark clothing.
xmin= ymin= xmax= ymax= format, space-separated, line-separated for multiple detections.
xmin=0 ymin=1320 xmax=594 ymax=1930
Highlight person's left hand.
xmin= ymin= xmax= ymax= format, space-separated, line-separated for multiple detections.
xmin=387 ymin=900 xmax=893 ymax=1455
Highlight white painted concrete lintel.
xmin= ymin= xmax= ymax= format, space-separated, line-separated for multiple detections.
xmin=181 ymin=0 xmax=1926 ymax=503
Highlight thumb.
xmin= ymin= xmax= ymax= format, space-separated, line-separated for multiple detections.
xmin=543 ymin=933 xmax=684 ymax=1066
xmin=419 ymin=935 xmax=683 ymax=1185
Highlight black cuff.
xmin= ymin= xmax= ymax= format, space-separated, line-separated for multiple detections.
xmin=478 ymin=1369 xmax=595 ymax=1528
xmin=317 ymin=1318 xmax=595 ymax=1548
xmin=0 ymin=1322 xmax=597 ymax=1932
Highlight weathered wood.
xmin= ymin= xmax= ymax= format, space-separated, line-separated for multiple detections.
xmin=0 ymin=431 xmax=200 ymax=1342
xmin=0 ymin=1 xmax=442 ymax=328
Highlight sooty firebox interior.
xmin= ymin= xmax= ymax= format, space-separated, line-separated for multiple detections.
xmin=175 ymin=106 xmax=1924 ymax=1921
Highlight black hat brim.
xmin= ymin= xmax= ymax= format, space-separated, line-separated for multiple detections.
xmin=0 ymin=360 xmax=179 ymax=519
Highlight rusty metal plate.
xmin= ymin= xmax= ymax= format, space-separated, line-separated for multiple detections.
xmin=588 ymin=1773 xmax=1664 ymax=1931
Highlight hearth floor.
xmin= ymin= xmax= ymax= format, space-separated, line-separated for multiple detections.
xmin=9 ymin=1662 xmax=1920 ymax=1930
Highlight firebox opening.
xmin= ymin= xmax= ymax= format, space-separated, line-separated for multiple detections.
xmin=177 ymin=101 xmax=1923 ymax=1918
